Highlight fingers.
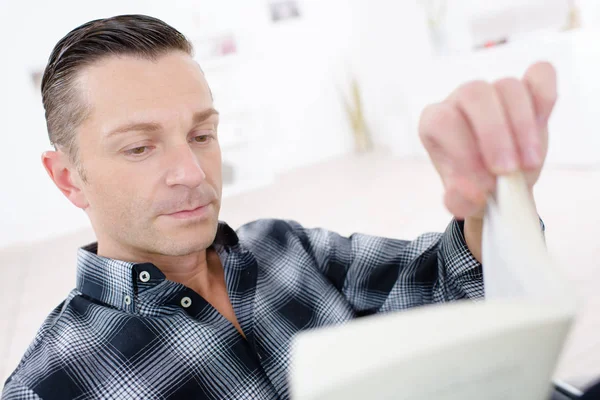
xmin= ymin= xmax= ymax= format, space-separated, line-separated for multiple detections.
xmin=443 ymin=175 xmax=488 ymax=220
xmin=493 ymin=77 xmax=541 ymax=170
xmin=522 ymin=61 xmax=558 ymax=127
xmin=446 ymin=80 xmax=519 ymax=175
xmin=522 ymin=61 xmax=557 ymax=171
xmin=419 ymin=61 xmax=557 ymax=220
xmin=419 ymin=102 xmax=495 ymax=218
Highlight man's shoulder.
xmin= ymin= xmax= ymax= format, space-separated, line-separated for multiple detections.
xmin=233 ymin=218 xmax=324 ymax=265
xmin=235 ymin=218 xmax=304 ymax=243
xmin=3 ymin=294 xmax=68 ymax=397
xmin=3 ymin=290 xmax=96 ymax=396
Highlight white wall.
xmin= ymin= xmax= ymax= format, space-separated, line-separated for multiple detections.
xmin=345 ymin=0 xmax=600 ymax=165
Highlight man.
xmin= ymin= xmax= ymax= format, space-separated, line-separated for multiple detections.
xmin=2 ymin=14 xmax=556 ymax=400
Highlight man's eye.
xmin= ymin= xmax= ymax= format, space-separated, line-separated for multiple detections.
xmin=125 ymin=146 xmax=148 ymax=156
xmin=193 ymin=135 xmax=211 ymax=143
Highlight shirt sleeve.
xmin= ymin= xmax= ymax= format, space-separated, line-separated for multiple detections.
xmin=286 ymin=218 xmax=483 ymax=315
xmin=1 ymin=378 xmax=42 ymax=400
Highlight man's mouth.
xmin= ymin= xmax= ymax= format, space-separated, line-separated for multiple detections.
xmin=164 ymin=204 xmax=211 ymax=219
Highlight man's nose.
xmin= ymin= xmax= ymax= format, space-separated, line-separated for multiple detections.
xmin=164 ymin=144 xmax=206 ymax=188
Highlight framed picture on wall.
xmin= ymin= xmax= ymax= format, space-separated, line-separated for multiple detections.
xmin=194 ymin=33 xmax=238 ymax=62
xmin=268 ymin=0 xmax=301 ymax=23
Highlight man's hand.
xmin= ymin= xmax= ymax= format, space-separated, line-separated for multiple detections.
xmin=418 ymin=61 xmax=558 ymax=261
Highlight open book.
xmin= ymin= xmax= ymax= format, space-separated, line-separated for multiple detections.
xmin=290 ymin=173 xmax=577 ymax=400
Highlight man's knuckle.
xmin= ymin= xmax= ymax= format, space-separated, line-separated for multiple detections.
xmin=458 ymin=80 xmax=491 ymax=104
xmin=419 ymin=103 xmax=459 ymax=140
xmin=516 ymin=120 xmax=537 ymax=135
xmin=493 ymin=77 xmax=522 ymax=93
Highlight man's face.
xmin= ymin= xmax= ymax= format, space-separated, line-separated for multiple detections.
xmin=74 ymin=51 xmax=222 ymax=258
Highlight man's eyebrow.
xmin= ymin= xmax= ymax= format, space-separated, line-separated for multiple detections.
xmin=105 ymin=108 xmax=220 ymax=138
xmin=192 ymin=108 xmax=219 ymax=125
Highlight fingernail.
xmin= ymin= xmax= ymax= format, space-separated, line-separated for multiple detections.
xmin=523 ymin=146 xmax=542 ymax=168
xmin=495 ymin=154 xmax=518 ymax=173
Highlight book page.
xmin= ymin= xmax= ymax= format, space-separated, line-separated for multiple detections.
xmin=482 ymin=172 xmax=575 ymax=307
xmin=290 ymin=301 xmax=572 ymax=400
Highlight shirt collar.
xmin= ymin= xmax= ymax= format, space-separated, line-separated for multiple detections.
xmin=75 ymin=221 xmax=239 ymax=311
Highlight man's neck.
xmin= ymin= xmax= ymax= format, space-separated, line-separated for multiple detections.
xmin=159 ymin=248 xmax=242 ymax=337
xmin=161 ymin=248 xmax=224 ymax=298
xmin=95 ymin=240 xmax=223 ymax=295
xmin=96 ymin=241 xmax=243 ymax=337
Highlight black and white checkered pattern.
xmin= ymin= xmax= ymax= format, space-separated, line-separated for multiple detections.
xmin=3 ymin=218 xmax=483 ymax=399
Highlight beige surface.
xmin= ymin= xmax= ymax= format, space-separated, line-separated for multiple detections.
xmin=1 ymin=150 xmax=599 ymax=390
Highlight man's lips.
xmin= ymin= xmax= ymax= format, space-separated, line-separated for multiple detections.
xmin=164 ymin=204 xmax=211 ymax=219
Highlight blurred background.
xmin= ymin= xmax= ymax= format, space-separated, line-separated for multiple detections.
xmin=1 ymin=0 xmax=599 ymax=393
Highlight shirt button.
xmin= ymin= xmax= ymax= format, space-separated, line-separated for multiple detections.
xmin=180 ymin=296 xmax=192 ymax=308
xmin=139 ymin=271 xmax=151 ymax=282
xmin=124 ymin=295 xmax=132 ymax=305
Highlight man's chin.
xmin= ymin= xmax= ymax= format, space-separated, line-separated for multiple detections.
xmin=157 ymin=242 xmax=213 ymax=257
xmin=157 ymin=218 xmax=219 ymax=253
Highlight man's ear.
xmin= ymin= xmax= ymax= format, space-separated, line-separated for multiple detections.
xmin=41 ymin=150 xmax=89 ymax=209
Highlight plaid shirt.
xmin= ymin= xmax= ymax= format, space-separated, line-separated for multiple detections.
xmin=3 ymin=218 xmax=482 ymax=399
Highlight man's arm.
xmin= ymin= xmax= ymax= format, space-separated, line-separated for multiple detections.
xmin=464 ymin=188 xmax=539 ymax=263
xmin=282 ymin=218 xmax=483 ymax=315
xmin=464 ymin=217 xmax=484 ymax=263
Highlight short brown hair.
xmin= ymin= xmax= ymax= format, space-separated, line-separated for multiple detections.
xmin=41 ymin=14 xmax=193 ymax=166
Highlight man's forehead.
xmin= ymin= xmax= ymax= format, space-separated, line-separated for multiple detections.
xmin=77 ymin=52 xmax=214 ymax=126
xmin=79 ymin=52 xmax=211 ymax=101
